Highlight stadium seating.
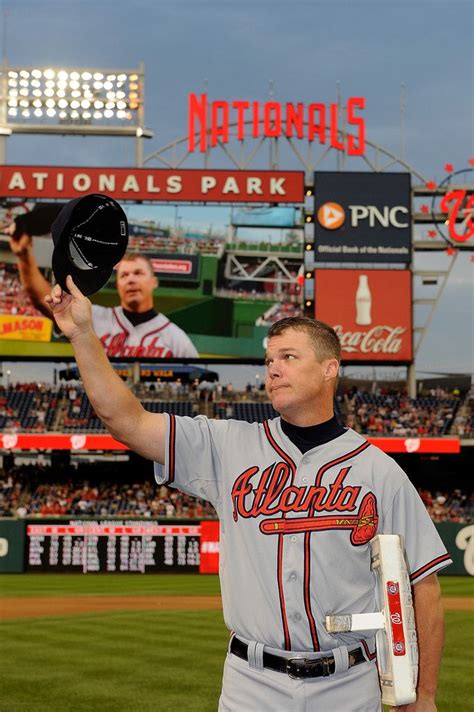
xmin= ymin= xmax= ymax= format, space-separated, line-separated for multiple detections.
xmin=0 ymin=384 xmax=61 ymax=431
xmin=214 ymin=400 xmax=276 ymax=422
xmin=347 ymin=390 xmax=460 ymax=437
xmin=0 ymin=382 xmax=467 ymax=438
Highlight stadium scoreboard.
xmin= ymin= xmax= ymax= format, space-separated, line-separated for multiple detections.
xmin=26 ymin=521 xmax=201 ymax=573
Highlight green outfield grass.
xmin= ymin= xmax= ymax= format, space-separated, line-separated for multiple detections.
xmin=0 ymin=573 xmax=222 ymax=598
xmin=438 ymin=576 xmax=474 ymax=597
xmin=1 ymin=573 xmax=470 ymax=598
xmin=0 ymin=574 xmax=472 ymax=712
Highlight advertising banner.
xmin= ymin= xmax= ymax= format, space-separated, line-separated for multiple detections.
xmin=0 ymin=166 xmax=305 ymax=204
xmin=314 ymin=172 xmax=411 ymax=263
xmin=0 ymin=433 xmax=459 ymax=453
xmin=435 ymin=523 xmax=474 ymax=576
xmin=0 ymin=519 xmax=25 ymax=573
xmin=0 ymin=314 xmax=52 ymax=341
xmin=199 ymin=520 xmax=220 ymax=574
xmin=146 ymin=253 xmax=200 ymax=281
xmin=314 ymin=269 xmax=413 ymax=362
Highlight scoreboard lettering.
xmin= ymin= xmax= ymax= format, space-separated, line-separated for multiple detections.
xmin=26 ymin=520 xmax=201 ymax=573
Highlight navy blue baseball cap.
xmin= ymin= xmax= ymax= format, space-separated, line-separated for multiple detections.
xmin=51 ymin=193 xmax=129 ymax=296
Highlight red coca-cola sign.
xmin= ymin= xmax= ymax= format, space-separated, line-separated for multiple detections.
xmin=314 ymin=269 xmax=412 ymax=362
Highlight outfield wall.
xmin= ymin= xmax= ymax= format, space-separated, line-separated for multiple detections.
xmin=0 ymin=519 xmax=472 ymax=576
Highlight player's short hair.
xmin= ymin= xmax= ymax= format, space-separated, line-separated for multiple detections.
xmin=117 ymin=253 xmax=155 ymax=276
xmin=268 ymin=316 xmax=341 ymax=363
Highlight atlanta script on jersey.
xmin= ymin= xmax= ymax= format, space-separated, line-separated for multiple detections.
xmin=155 ymin=415 xmax=452 ymax=652
xmin=91 ymin=305 xmax=199 ymax=358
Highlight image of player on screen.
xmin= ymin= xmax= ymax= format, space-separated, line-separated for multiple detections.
xmin=7 ymin=222 xmax=199 ymax=359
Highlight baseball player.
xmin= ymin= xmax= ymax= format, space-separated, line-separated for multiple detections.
xmin=8 ymin=231 xmax=199 ymax=358
xmin=46 ymin=280 xmax=451 ymax=712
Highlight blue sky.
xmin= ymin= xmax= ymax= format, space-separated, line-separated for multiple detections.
xmin=1 ymin=0 xmax=473 ymax=379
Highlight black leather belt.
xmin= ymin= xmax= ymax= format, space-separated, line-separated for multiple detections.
xmin=230 ymin=636 xmax=366 ymax=679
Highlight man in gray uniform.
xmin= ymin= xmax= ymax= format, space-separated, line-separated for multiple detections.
xmin=46 ymin=276 xmax=451 ymax=712
xmin=8 ymin=231 xmax=198 ymax=358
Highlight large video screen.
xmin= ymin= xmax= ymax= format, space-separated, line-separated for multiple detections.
xmin=0 ymin=200 xmax=304 ymax=361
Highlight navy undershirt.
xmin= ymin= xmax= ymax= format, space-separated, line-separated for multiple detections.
xmin=122 ymin=308 xmax=158 ymax=327
xmin=281 ymin=415 xmax=346 ymax=454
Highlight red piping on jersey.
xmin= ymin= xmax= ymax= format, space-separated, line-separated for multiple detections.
xmin=360 ymin=639 xmax=377 ymax=661
xmin=139 ymin=319 xmax=172 ymax=347
xmin=306 ymin=438 xmax=371 ymax=651
xmin=409 ymin=553 xmax=452 ymax=583
xmin=303 ymin=531 xmax=319 ymax=649
xmin=112 ymin=308 xmax=130 ymax=336
xmin=276 ymin=535 xmax=291 ymax=650
xmin=314 ymin=440 xmax=371 ymax=487
xmin=263 ymin=420 xmax=295 ymax=651
xmin=263 ymin=420 xmax=297 ymax=472
xmin=166 ymin=414 xmax=176 ymax=485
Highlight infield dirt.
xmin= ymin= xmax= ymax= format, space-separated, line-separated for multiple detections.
xmin=0 ymin=595 xmax=471 ymax=620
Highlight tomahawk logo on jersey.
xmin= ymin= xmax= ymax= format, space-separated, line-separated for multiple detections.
xmin=91 ymin=305 xmax=199 ymax=358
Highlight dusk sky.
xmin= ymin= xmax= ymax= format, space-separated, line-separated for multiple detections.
xmin=1 ymin=0 xmax=472 ymax=382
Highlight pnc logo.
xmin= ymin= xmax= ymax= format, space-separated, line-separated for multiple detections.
xmin=317 ymin=202 xmax=409 ymax=229
xmin=317 ymin=202 xmax=346 ymax=229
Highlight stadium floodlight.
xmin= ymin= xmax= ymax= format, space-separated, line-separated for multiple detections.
xmin=0 ymin=62 xmax=153 ymax=140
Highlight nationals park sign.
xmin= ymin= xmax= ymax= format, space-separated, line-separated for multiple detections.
xmin=0 ymin=166 xmax=304 ymax=203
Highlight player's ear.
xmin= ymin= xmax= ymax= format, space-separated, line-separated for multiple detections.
xmin=324 ymin=359 xmax=340 ymax=382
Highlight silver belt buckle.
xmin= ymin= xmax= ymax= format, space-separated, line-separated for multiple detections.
xmin=285 ymin=657 xmax=305 ymax=679
xmin=286 ymin=657 xmax=327 ymax=679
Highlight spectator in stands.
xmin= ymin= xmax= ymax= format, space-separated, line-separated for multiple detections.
xmin=346 ymin=388 xmax=460 ymax=437
xmin=8 ymin=227 xmax=199 ymax=358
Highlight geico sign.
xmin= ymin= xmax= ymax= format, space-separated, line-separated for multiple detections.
xmin=318 ymin=202 xmax=409 ymax=229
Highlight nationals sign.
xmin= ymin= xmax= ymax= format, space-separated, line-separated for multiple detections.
xmin=0 ymin=166 xmax=304 ymax=203
xmin=314 ymin=269 xmax=412 ymax=362
xmin=188 ymin=93 xmax=366 ymax=155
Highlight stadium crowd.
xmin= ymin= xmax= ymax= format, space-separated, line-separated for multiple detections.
xmin=127 ymin=231 xmax=225 ymax=256
xmin=0 ymin=379 xmax=472 ymax=523
xmin=344 ymin=386 xmax=461 ymax=437
xmin=0 ymin=463 xmax=216 ymax=519
xmin=1 ymin=463 xmax=472 ymax=524
xmin=0 ymin=381 xmax=471 ymax=436
xmin=0 ymin=262 xmax=43 ymax=317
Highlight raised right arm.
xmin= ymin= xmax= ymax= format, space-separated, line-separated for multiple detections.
xmin=46 ymin=276 xmax=166 ymax=464
xmin=9 ymin=231 xmax=53 ymax=319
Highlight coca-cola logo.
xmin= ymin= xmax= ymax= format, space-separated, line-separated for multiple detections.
xmin=1 ymin=434 xmax=18 ymax=449
xmin=70 ymin=435 xmax=87 ymax=450
xmin=333 ymin=325 xmax=406 ymax=354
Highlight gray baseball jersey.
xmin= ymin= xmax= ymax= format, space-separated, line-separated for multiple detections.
xmin=155 ymin=415 xmax=451 ymax=653
xmin=91 ymin=305 xmax=199 ymax=358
